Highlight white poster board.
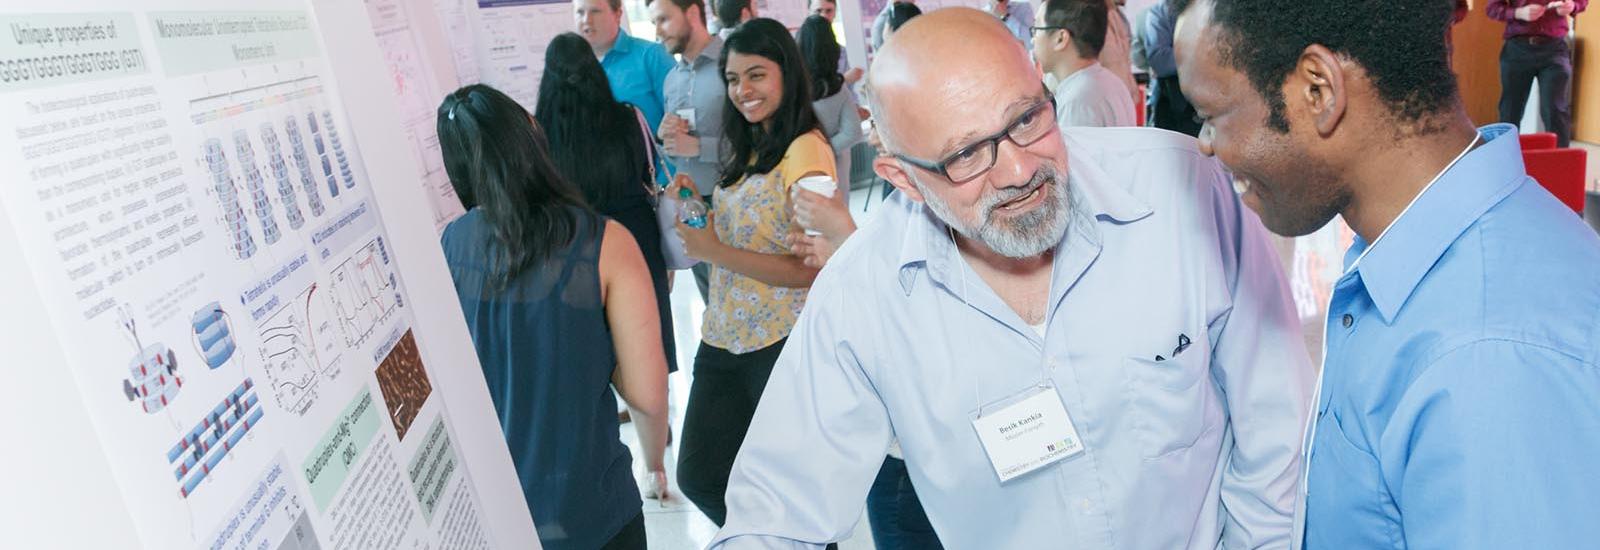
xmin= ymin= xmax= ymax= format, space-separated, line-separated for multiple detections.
xmin=0 ymin=1 xmax=539 ymax=548
xmin=364 ymin=0 xmax=468 ymax=230
xmin=470 ymin=0 xmax=573 ymax=111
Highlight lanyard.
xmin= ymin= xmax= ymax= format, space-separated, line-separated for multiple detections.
xmin=1299 ymin=132 xmax=1481 ymax=498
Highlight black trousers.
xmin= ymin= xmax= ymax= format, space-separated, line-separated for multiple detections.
xmin=865 ymin=457 xmax=943 ymax=549
xmin=1149 ymin=75 xmax=1203 ymax=138
xmin=677 ymin=339 xmax=786 ymax=526
xmin=599 ymin=512 xmax=646 ymax=550
xmin=1499 ymin=36 xmax=1574 ymax=147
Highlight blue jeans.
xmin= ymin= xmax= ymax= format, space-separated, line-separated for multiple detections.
xmin=865 ymin=457 xmax=943 ymax=550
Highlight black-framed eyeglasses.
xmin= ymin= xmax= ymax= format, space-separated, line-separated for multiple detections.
xmin=890 ymin=96 xmax=1058 ymax=184
xmin=1029 ymin=25 xmax=1065 ymax=34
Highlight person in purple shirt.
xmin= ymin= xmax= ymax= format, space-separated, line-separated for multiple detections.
xmin=1488 ymin=0 xmax=1587 ymax=147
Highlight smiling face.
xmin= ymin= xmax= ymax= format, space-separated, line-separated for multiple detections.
xmin=1174 ymin=0 xmax=1348 ymax=237
xmin=872 ymin=10 xmax=1074 ymax=259
xmin=575 ymin=0 xmax=622 ymax=50
xmin=725 ymin=51 xmax=784 ymax=126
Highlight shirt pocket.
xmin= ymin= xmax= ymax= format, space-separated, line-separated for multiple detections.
xmin=1305 ymin=410 xmax=1402 ymax=549
xmin=1127 ymin=353 xmax=1220 ymax=459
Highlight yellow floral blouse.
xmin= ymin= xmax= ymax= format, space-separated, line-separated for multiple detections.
xmin=702 ymin=130 xmax=837 ymax=354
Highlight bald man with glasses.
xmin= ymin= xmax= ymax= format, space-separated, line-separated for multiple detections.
xmin=709 ymin=9 xmax=1310 ymax=550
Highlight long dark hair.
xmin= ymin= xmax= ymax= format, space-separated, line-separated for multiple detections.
xmin=718 ymin=18 xmax=819 ymax=187
xmin=534 ymin=33 xmax=648 ymax=210
xmin=437 ymin=84 xmax=595 ymax=289
xmin=796 ymin=15 xmax=844 ymax=101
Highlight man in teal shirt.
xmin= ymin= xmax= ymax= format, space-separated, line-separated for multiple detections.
xmin=1175 ymin=0 xmax=1600 ymax=547
xmin=577 ymin=0 xmax=675 ymax=131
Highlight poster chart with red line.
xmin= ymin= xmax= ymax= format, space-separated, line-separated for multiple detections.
xmin=0 ymin=1 xmax=537 ymax=548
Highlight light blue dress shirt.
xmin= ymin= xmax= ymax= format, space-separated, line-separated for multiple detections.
xmin=991 ymin=2 xmax=1035 ymax=52
xmin=601 ymin=33 xmax=675 ymax=132
xmin=710 ymin=127 xmax=1313 ymax=549
xmin=1302 ymin=124 xmax=1600 ymax=548
xmin=663 ymin=36 xmax=726 ymax=197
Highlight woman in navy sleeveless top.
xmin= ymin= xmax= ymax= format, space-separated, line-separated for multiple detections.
xmin=436 ymin=84 xmax=670 ymax=550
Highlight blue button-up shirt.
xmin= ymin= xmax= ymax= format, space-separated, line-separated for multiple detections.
xmin=601 ymin=33 xmax=674 ymax=131
xmin=711 ymin=127 xmax=1312 ymax=549
xmin=1303 ymin=123 xmax=1600 ymax=549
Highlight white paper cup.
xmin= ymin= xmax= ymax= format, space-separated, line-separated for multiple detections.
xmin=676 ymin=108 xmax=696 ymax=132
xmin=795 ymin=175 xmax=837 ymax=236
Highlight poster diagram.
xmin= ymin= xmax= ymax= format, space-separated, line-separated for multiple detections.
xmin=233 ymin=128 xmax=284 ymax=246
xmin=258 ymin=124 xmax=308 ymax=232
xmin=283 ymin=114 xmax=333 ymax=213
xmin=257 ymin=283 xmax=344 ymax=416
xmin=167 ymin=378 xmax=265 ymax=498
xmin=119 ymin=304 xmax=184 ymax=415
xmin=191 ymin=302 xmax=238 ymax=370
xmin=330 ymin=237 xmax=402 ymax=350
xmin=375 ymin=329 xmax=432 ymax=441
xmin=314 ymin=110 xmax=356 ymax=192
xmin=203 ymin=138 xmax=259 ymax=261
xmin=192 ymin=74 xmax=369 ymax=261
xmin=476 ymin=0 xmax=572 ymax=110
xmin=0 ymin=7 xmax=522 ymax=549
xmin=367 ymin=1 xmax=465 ymax=229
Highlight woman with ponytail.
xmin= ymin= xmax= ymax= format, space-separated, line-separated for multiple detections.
xmin=437 ymin=84 xmax=668 ymax=550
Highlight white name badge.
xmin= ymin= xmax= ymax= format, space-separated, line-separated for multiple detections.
xmin=972 ymin=384 xmax=1085 ymax=483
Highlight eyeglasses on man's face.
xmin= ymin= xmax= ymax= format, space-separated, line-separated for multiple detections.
xmin=891 ymin=96 xmax=1058 ymax=184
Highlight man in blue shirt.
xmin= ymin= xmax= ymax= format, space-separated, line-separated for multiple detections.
xmin=576 ymin=0 xmax=675 ymax=131
xmin=710 ymin=9 xmax=1312 ymax=548
xmin=1174 ymin=0 xmax=1600 ymax=548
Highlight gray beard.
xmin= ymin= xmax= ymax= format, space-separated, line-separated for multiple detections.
xmin=915 ymin=166 xmax=1074 ymax=259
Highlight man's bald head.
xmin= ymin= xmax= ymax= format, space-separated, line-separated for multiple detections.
xmin=867 ymin=8 xmax=1037 ymax=151
xmin=864 ymin=8 xmax=1070 ymax=261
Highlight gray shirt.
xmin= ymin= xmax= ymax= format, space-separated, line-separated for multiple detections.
xmin=663 ymin=36 xmax=727 ymax=196
xmin=1053 ymin=63 xmax=1137 ymax=129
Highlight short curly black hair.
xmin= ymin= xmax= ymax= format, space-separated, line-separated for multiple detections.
xmin=1175 ymin=0 xmax=1459 ymax=133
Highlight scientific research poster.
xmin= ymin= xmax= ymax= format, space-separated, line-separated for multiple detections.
xmin=0 ymin=2 xmax=535 ymax=548
xmin=473 ymin=0 xmax=570 ymax=110
xmin=364 ymin=0 xmax=466 ymax=229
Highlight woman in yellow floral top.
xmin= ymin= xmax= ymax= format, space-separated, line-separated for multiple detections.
xmin=670 ymin=18 xmax=836 ymax=526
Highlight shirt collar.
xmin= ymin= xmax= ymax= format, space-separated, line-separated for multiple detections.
xmin=683 ymin=35 xmax=723 ymax=69
xmin=603 ymin=33 xmax=637 ymax=62
xmin=894 ymin=142 xmax=1154 ymax=294
xmin=1348 ymin=123 xmax=1527 ymax=322
xmin=1054 ymin=62 xmax=1104 ymax=91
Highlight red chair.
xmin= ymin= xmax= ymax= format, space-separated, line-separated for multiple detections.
xmin=1522 ymin=148 xmax=1587 ymax=214
xmin=1135 ymin=84 xmax=1147 ymax=127
xmin=1519 ymin=132 xmax=1558 ymax=151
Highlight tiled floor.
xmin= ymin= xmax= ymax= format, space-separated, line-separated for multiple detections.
xmin=618 ymin=185 xmax=884 ymax=549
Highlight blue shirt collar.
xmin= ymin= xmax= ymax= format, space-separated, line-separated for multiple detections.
xmin=894 ymin=147 xmax=1155 ymax=294
xmin=1347 ymin=123 xmax=1528 ymax=322
xmin=603 ymin=33 xmax=639 ymax=62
